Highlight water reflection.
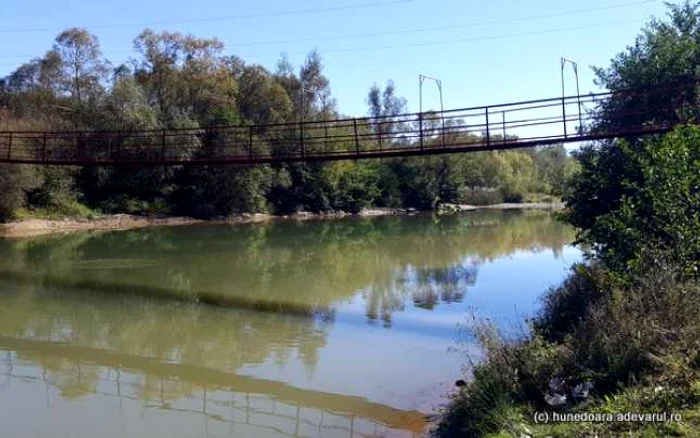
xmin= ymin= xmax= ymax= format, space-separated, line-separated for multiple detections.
xmin=0 ymin=211 xmax=573 ymax=322
xmin=363 ymin=262 xmax=478 ymax=327
xmin=0 ymin=283 xmax=422 ymax=436
xmin=411 ymin=263 xmax=478 ymax=310
xmin=0 ymin=348 xmax=422 ymax=437
xmin=0 ymin=210 xmax=577 ymax=437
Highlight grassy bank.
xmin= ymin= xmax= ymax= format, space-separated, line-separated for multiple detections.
xmin=430 ymin=255 xmax=700 ymax=437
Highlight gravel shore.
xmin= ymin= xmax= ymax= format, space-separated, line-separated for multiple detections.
xmin=0 ymin=203 xmax=564 ymax=238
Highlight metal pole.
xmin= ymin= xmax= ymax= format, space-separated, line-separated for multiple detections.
xmin=574 ymin=63 xmax=583 ymax=131
xmin=438 ymin=79 xmax=445 ymax=147
xmin=560 ymin=58 xmax=567 ymax=138
xmin=419 ymin=73 xmax=446 ymax=146
xmin=301 ymin=84 xmax=305 ymax=124
xmin=419 ymin=75 xmax=423 ymax=117
xmin=419 ymin=75 xmax=424 ymax=150
xmin=561 ymin=57 xmax=582 ymax=135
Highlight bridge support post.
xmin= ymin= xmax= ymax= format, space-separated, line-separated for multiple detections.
xmin=419 ymin=113 xmax=424 ymax=151
xmin=299 ymin=122 xmax=305 ymax=158
xmin=43 ymin=133 xmax=47 ymax=162
xmin=502 ymin=111 xmax=506 ymax=144
xmin=485 ymin=107 xmax=490 ymax=148
xmin=353 ymin=119 xmax=360 ymax=155
xmin=7 ymin=133 xmax=12 ymax=160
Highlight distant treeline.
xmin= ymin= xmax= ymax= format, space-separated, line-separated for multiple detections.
xmin=0 ymin=29 xmax=576 ymax=220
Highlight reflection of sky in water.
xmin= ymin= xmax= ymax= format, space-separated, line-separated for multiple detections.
xmin=0 ymin=211 xmax=583 ymax=436
xmin=243 ymin=244 xmax=582 ymax=414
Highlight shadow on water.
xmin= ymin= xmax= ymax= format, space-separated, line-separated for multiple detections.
xmin=0 ymin=269 xmax=325 ymax=317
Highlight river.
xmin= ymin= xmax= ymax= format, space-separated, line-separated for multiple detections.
xmin=0 ymin=210 xmax=581 ymax=438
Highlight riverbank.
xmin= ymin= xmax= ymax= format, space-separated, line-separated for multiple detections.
xmin=429 ymin=257 xmax=700 ymax=437
xmin=0 ymin=203 xmax=564 ymax=238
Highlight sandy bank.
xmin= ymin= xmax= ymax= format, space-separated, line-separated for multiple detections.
xmin=0 ymin=203 xmax=564 ymax=238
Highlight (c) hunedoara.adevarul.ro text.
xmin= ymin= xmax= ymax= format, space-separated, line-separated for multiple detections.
xmin=532 ymin=411 xmax=683 ymax=424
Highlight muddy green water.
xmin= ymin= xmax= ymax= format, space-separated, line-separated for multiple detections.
xmin=0 ymin=211 xmax=580 ymax=438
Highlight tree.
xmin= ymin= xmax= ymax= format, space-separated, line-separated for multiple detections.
xmin=566 ymin=2 xmax=700 ymax=273
xmin=298 ymin=51 xmax=334 ymax=120
xmin=0 ymin=164 xmax=40 ymax=220
xmin=592 ymin=1 xmax=700 ymax=133
xmin=367 ymin=80 xmax=407 ymax=137
xmin=569 ymin=126 xmax=699 ymax=273
xmin=77 ymin=76 xmax=166 ymax=212
xmin=238 ymin=65 xmax=293 ymax=125
xmin=53 ymin=28 xmax=108 ymax=115
xmin=133 ymin=29 xmax=235 ymax=124
xmin=172 ymin=164 xmax=272 ymax=218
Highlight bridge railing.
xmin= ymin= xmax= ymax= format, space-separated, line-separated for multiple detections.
xmin=0 ymin=84 xmax=689 ymax=166
xmin=1 ymin=347 xmax=422 ymax=437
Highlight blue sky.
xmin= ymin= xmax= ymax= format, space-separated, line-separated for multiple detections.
xmin=1 ymin=0 xmax=667 ymax=116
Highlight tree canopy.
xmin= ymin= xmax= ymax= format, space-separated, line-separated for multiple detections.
xmin=0 ymin=29 xmax=572 ymax=221
xmin=565 ymin=1 xmax=700 ymax=274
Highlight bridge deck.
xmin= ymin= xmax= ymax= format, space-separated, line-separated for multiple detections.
xmin=0 ymin=88 xmax=680 ymax=166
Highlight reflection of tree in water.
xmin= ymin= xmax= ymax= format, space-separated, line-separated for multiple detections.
xmin=363 ymin=283 xmax=405 ymax=328
xmin=411 ymin=261 xmax=479 ymax=310
xmin=355 ymin=211 xmax=576 ymax=326
xmin=0 ymin=209 xmax=575 ymax=330
xmin=0 ymin=282 xmax=333 ymax=398
xmin=363 ymin=261 xmax=479 ymax=326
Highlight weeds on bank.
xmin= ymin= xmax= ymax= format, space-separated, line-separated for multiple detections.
xmin=430 ymin=250 xmax=700 ymax=438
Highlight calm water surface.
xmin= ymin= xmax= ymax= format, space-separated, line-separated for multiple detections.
xmin=0 ymin=211 xmax=581 ymax=437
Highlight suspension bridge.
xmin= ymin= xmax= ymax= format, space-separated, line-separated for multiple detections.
xmin=0 ymin=85 xmax=683 ymax=166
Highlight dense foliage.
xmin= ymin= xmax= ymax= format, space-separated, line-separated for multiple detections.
xmin=565 ymin=0 xmax=700 ymax=274
xmin=433 ymin=3 xmax=700 ymax=437
xmin=0 ymin=30 xmax=572 ymax=221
